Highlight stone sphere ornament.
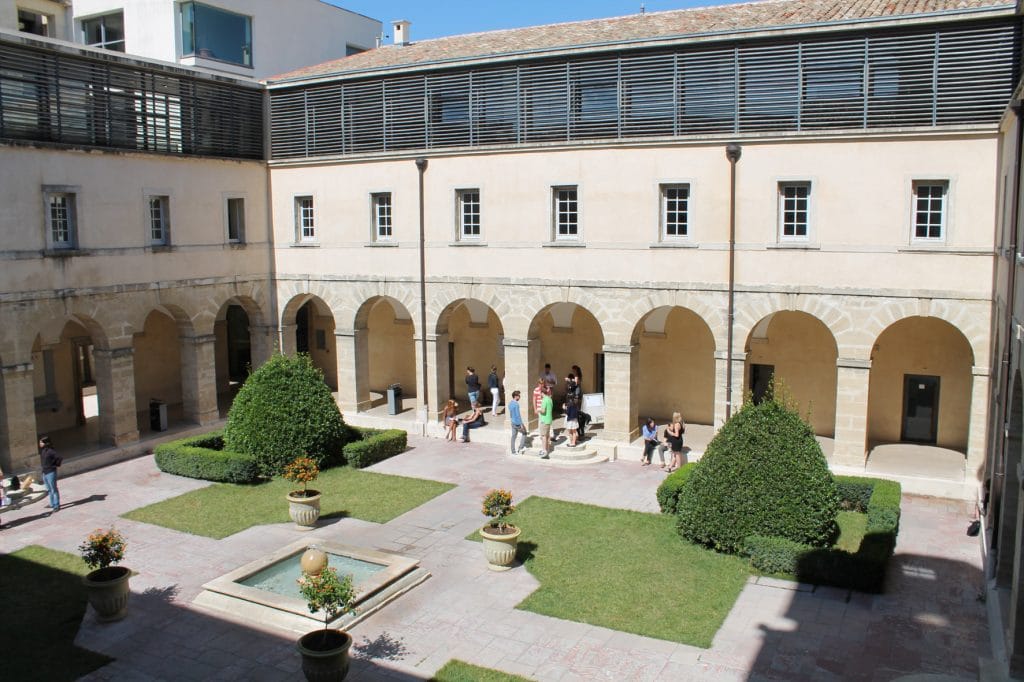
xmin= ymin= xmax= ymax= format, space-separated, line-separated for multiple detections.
xmin=300 ymin=546 xmax=328 ymax=576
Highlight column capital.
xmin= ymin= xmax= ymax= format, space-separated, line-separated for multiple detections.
xmin=837 ymin=358 xmax=872 ymax=370
xmin=972 ymin=365 xmax=990 ymax=377
xmin=1 ymin=362 xmax=33 ymax=375
xmin=602 ymin=343 xmax=636 ymax=354
xmin=182 ymin=334 xmax=217 ymax=345
xmin=714 ymin=351 xmax=746 ymax=362
xmin=503 ymin=338 xmax=531 ymax=349
xmin=94 ymin=346 xmax=134 ymax=359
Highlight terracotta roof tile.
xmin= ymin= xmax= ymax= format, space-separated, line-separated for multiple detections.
xmin=267 ymin=0 xmax=1012 ymax=83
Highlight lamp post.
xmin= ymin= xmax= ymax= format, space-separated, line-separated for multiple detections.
xmin=725 ymin=143 xmax=741 ymax=421
xmin=415 ymin=158 xmax=429 ymax=421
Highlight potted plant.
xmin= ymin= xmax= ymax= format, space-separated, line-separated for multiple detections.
xmin=479 ymin=488 xmax=521 ymax=571
xmin=296 ymin=566 xmax=357 ymax=681
xmin=79 ymin=527 xmax=131 ymax=622
xmin=284 ymin=456 xmax=321 ymax=530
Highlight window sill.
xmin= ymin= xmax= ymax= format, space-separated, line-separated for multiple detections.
xmin=148 ymin=245 xmax=173 ymax=253
xmin=291 ymin=242 xmax=320 ymax=248
xmin=543 ymin=241 xmax=585 ymax=248
xmin=767 ymin=242 xmax=820 ymax=250
xmin=43 ymin=248 xmax=84 ymax=257
xmin=449 ymin=240 xmax=487 ymax=247
xmin=899 ymin=245 xmax=992 ymax=255
xmin=364 ymin=241 xmax=399 ymax=247
xmin=228 ymin=241 xmax=247 ymax=250
xmin=650 ymin=241 xmax=698 ymax=249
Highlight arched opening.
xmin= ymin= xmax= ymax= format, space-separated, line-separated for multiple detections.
xmin=132 ymin=310 xmax=184 ymax=433
xmin=743 ymin=311 xmax=838 ymax=437
xmin=286 ymin=297 xmax=337 ymax=391
xmin=528 ymin=302 xmax=605 ymax=406
xmin=436 ymin=299 xmax=505 ymax=410
xmin=31 ymin=319 xmax=101 ymax=451
xmin=632 ymin=306 xmax=715 ymax=425
xmin=214 ymin=298 xmax=256 ymax=415
xmin=356 ymin=297 xmax=416 ymax=410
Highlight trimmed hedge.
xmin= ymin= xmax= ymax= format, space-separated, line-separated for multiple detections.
xmin=343 ymin=428 xmax=408 ymax=469
xmin=656 ymin=463 xmax=699 ymax=514
xmin=153 ymin=432 xmax=260 ymax=483
xmin=223 ymin=354 xmax=351 ymax=476
xmin=742 ymin=475 xmax=902 ymax=593
xmin=677 ymin=396 xmax=839 ymax=553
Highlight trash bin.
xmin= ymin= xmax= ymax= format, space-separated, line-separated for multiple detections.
xmin=386 ymin=384 xmax=402 ymax=415
xmin=150 ymin=399 xmax=168 ymax=432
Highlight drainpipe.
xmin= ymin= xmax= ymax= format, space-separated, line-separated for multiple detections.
xmin=416 ymin=158 xmax=429 ymax=421
xmin=725 ymin=143 xmax=742 ymax=421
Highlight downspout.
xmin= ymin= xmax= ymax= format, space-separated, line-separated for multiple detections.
xmin=263 ymin=88 xmax=281 ymax=357
xmin=416 ymin=158 xmax=429 ymax=422
xmin=725 ymin=143 xmax=742 ymax=421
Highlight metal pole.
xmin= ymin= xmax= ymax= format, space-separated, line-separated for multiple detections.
xmin=725 ymin=143 xmax=742 ymax=421
xmin=415 ymin=157 xmax=429 ymax=419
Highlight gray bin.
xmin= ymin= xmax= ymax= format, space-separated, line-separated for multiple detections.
xmin=149 ymin=399 xmax=168 ymax=432
xmin=386 ymin=384 xmax=402 ymax=415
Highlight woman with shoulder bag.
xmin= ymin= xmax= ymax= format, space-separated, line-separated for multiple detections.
xmin=39 ymin=435 xmax=61 ymax=512
xmin=665 ymin=412 xmax=685 ymax=472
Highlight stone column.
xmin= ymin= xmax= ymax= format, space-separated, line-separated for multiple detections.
xmin=249 ymin=324 xmax=277 ymax=368
xmin=180 ymin=334 xmax=219 ymax=425
xmin=425 ymin=332 xmax=450 ymax=423
xmin=966 ymin=367 xmax=991 ymax=483
xmin=713 ymin=351 xmax=746 ymax=428
xmin=93 ymin=346 xmax=140 ymax=446
xmin=602 ymin=344 xmax=638 ymax=442
xmin=1009 ymin=490 xmax=1024 ymax=678
xmin=0 ymin=362 xmax=38 ymax=472
xmin=504 ymin=338 xmax=540 ymax=430
xmin=832 ymin=359 xmax=871 ymax=468
xmin=277 ymin=323 xmax=297 ymax=357
xmin=335 ymin=329 xmax=371 ymax=414
xmin=996 ymin=442 xmax=1021 ymax=588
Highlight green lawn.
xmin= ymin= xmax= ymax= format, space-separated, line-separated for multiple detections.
xmin=123 ymin=467 xmax=455 ymax=538
xmin=432 ymin=660 xmax=534 ymax=682
xmin=1 ymin=545 xmax=113 ymax=680
xmin=471 ymin=496 xmax=749 ymax=648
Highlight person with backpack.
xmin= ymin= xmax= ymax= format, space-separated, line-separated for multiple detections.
xmin=39 ymin=435 xmax=61 ymax=512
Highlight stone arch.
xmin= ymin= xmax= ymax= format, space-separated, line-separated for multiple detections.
xmin=631 ymin=305 xmax=716 ymax=425
xmin=133 ymin=309 xmax=186 ymax=432
xmin=743 ymin=310 xmax=838 ymax=437
xmin=733 ymin=294 xmax=850 ymax=360
xmin=435 ymin=298 xmax=506 ymax=408
xmin=867 ymin=316 xmax=974 ymax=451
xmin=352 ymin=295 xmax=417 ymax=408
xmin=528 ymin=302 xmax=605 ymax=399
xmin=213 ymin=296 xmax=263 ymax=397
xmin=281 ymin=293 xmax=338 ymax=390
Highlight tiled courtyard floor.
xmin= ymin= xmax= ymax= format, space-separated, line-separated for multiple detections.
xmin=2 ymin=434 xmax=987 ymax=681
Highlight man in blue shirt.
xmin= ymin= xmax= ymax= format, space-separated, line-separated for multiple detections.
xmin=508 ymin=390 xmax=527 ymax=455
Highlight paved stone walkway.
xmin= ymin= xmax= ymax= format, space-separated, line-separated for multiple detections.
xmin=2 ymin=435 xmax=987 ymax=681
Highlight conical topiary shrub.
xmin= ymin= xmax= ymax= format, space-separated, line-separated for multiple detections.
xmin=223 ymin=353 xmax=350 ymax=477
xmin=677 ymin=391 xmax=838 ymax=553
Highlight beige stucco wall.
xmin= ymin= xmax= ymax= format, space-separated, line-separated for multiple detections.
xmin=635 ymin=307 xmax=716 ymax=425
xmin=133 ymin=310 xmax=182 ymax=409
xmin=867 ymin=316 xmax=974 ymax=449
xmin=366 ymin=300 xmax=415 ymax=396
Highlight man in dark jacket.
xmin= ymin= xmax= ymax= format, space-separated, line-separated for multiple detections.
xmin=39 ymin=435 xmax=60 ymax=512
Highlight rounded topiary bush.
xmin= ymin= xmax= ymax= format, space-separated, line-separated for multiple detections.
xmin=677 ymin=394 xmax=839 ymax=553
xmin=222 ymin=353 xmax=349 ymax=476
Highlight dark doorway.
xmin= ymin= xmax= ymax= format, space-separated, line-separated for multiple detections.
xmin=296 ymin=303 xmax=311 ymax=354
xmin=447 ymin=342 xmax=456 ymax=400
xmin=750 ymin=363 xmax=774 ymax=404
xmin=902 ymin=374 xmax=939 ymax=443
xmin=225 ymin=305 xmax=251 ymax=383
xmin=594 ymin=353 xmax=605 ymax=394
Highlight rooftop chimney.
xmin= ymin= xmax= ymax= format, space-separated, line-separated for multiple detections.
xmin=392 ymin=20 xmax=411 ymax=46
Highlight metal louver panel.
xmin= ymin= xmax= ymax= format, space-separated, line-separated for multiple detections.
xmin=0 ymin=39 xmax=264 ymax=159
xmin=269 ymin=18 xmax=1018 ymax=160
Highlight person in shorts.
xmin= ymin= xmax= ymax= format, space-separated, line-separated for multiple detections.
xmin=538 ymin=386 xmax=554 ymax=457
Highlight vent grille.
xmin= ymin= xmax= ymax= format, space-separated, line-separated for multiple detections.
xmin=270 ymin=19 xmax=1018 ymax=160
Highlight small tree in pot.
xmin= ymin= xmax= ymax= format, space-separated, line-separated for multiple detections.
xmin=479 ymin=489 xmax=522 ymax=571
xmin=296 ymin=566 xmax=357 ymax=681
xmin=284 ymin=456 xmax=322 ymax=530
xmin=79 ymin=527 xmax=132 ymax=622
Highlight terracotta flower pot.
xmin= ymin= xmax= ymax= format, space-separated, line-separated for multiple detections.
xmin=288 ymin=490 xmax=322 ymax=530
xmin=82 ymin=565 xmax=132 ymax=622
xmin=297 ymin=629 xmax=352 ymax=681
xmin=479 ymin=524 xmax=521 ymax=571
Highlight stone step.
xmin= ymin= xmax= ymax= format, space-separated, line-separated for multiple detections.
xmin=513 ymin=445 xmax=608 ymax=465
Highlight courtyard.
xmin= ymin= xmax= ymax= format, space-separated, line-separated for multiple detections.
xmin=3 ymin=432 xmax=986 ymax=681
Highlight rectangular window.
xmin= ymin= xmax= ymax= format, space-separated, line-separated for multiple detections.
xmin=458 ymin=189 xmax=481 ymax=239
xmin=778 ymin=183 xmax=810 ymax=240
xmin=372 ymin=193 xmax=392 ymax=240
xmin=81 ymin=11 xmax=125 ymax=52
xmin=148 ymin=195 xmax=170 ymax=245
xmin=18 ymin=9 xmax=53 ymax=37
xmin=45 ymin=190 xmax=77 ymax=249
xmin=913 ymin=181 xmax=948 ymax=241
xmin=553 ymin=186 xmax=579 ymax=240
xmin=661 ymin=184 xmax=690 ymax=239
xmin=295 ymin=196 xmax=315 ymax=242
xmin=180 ymin=2 xmax=252 ymax=67
xmin=226 ymin=197 xmax=245 ymax=243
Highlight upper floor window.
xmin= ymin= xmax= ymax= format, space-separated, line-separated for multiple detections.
xmin=779 ymin=182 xmax=810 ymax=240
xmin=912 ymin=181 xmax=948 ymax=242
xmin=457 ymin=189 xmax=481 ymax=240
xmin=18 ymin=9 xmax=54 ymax=37
xmin=226 ymin=197 xmax=245 ymax=243
xmin=295 ymin=196 xmax=315 ymax=242
xmin=372 ymin=193 xmax=392 ymax=241
xmin=661 ymin=184 xmax=690 ymax=240
xmin=81 ymin=11 xmax=125 ymax=52
xmin=553 ymin=186 xmax=579 ymax=240
xmin=44 ymin=187 xmax=78 ymax=250
xmin=148 ymin=195 xmax=170 ymax=246
xmin=181 ymin=2 xmax=252 ymax=67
